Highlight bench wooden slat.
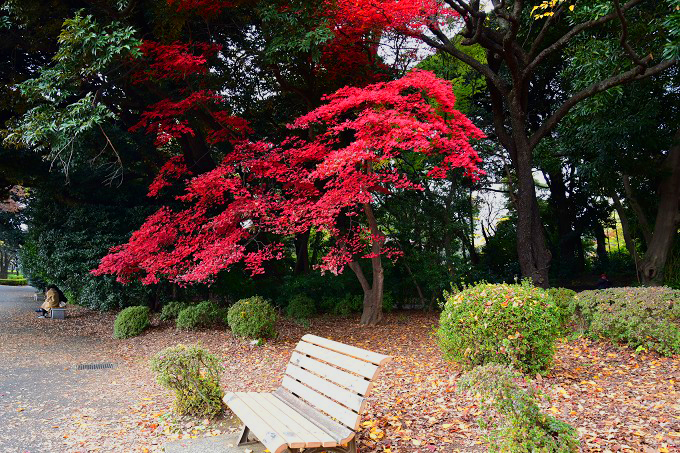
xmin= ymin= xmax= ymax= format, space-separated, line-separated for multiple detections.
xmin=290 ymin=352 xmax=371 ymax=395
xmin=273 ymin=388 xmax=354 ymax=444
xmin=282 ymin=376 xmax=360 ymax=429
xmin=295 ymin=342 xmax=379 ymax=379
xmin=302 ymin=334 xmax=392 ymax=366
xmin=240 ymin=393 xmax=323 ymax=448
xmin=224 ymin=392 xmax=289 ymax=453
xmin=285 ymin=364 xmax=364 ymax=412
xmin=261 ymin=393 xmax=339 ymax=448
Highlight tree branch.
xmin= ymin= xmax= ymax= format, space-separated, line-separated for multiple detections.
xmin=613 ymin=0 xmax=647 ymax=68
xmin=525 ymin=0 xmax=646 ymax=76
xmin=529 ymin=58 xmax=677 ymax=149
xmin=418 ymin=27 xmax=509 ymax=94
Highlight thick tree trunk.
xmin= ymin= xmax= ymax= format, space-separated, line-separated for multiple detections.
xmin=640 ymin=129 xmax=680 ymax=285
xmin=513 ymin=143 xmax=552 ymax=287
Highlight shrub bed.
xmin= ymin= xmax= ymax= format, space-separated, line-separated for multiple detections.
xmin=227 ymin=296 xmax=277 ymax=339
xmin=160 ymin=300 xmax=190 ymax=321
xmin=546 ymin=287 xmax=577 ymax=331
xmin=150 ymin=344 xmax=224 ymax=417
xmin=286 ymin=294 xmax=316 ymax=321
xmin=459 ymin=364 xmax=579 ymax=452
xmin=113 ymin=306 xmax=150 ymax=339
xmin=574 ymin=287 xmax=680 ymax=356
xmin=438 ymin=281 xmax=561 ymax=374
xmin=176 ymin=300 xmax=228 ymax=330
xmin=0 ymin=278 xmax=28 ymax=286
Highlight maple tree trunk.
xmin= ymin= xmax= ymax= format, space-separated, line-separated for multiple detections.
xmin=348 ymin=203 xmax=384 ymax=326
xmin=640 ymin=129 xmax=680 ymax=285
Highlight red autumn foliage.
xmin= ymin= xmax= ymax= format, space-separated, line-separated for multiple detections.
xmin=95 ymin=70 xmax=483 ymax=284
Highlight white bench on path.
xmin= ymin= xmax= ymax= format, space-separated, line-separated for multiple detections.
xmin=224 ymin=334 xmax=392 ymax=453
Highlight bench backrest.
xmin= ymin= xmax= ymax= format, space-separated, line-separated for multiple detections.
xmin=280 ymin=334 xmax=391 ymax=431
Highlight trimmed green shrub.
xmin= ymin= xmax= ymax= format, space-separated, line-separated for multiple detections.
xmin=333 ymin=294 xmax=362 ymax=316
xmin=286 ymin=294 xmax=316 ymax=321
xmin=150 ymin=344 xmax=224 ymax=417
xmin=113 ymin=306 xmax=150 ymax=339
xmin=574 ymin=287 xmax=680 ymax=356
xmin=0 ymin=278 xmax=27 ymax=286
xmin=438 ymin=281 xmax=561 ymax=375
xmin=459 ymin=364 xmax=579 ymax=453
xmin=227 ymin=296 xmax=277 ymax=338
xmin=546 ymin=288 xmax=577 ymax=331
xmin=176 ymin=300 xmax=228 ymax=330
xmin=160 ymin=301 xmax=190 ymax=321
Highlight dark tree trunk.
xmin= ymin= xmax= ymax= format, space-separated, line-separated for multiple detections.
xmin=0 ymin=251 xmax=8 ymax=279
xmin=594 ymin=222 xmax=609 ymax=267
xmin=640 ymin=129 xmax=680 ymax=285
xmin=294 ymin=230 xmax=310 ymax=274
xmin=513 ymin=142 xmax=551 ymax=288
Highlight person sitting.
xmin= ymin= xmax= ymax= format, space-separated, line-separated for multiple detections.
xmin=35 ymin=285 xmax=66 ymax=318
xmin=595 ymin=273 xmax=612 ymax=289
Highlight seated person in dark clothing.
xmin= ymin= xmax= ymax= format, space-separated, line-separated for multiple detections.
xmin=595 ymin=273 xmax=612 ymax=289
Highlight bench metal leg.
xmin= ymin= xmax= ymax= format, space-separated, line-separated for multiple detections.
xmin=237 ymin=425 xmax=259 ymax=446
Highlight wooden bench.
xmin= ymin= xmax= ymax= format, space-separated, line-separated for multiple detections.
xmin=224 ymin=334 xmax=392 ymax=453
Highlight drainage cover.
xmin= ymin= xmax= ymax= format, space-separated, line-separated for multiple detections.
xmin=77 ymin=363 xmax=115 ymax=370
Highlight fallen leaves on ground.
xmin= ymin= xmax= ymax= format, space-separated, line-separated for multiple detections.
xmin=3 ymin=302 xmax=680 ymax=452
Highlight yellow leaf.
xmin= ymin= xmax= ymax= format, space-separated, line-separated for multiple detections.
xmin=412 ymin=439 xmax=422 ymax=446
xmin=548 ymin=406 xmax=560 ymax=414
xmin=442 ymin=423 xmax=453 ymax=429
xmin=569 ymin=4 xmax=575 ymax=11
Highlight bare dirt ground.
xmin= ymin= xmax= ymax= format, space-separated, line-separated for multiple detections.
xmin=0 ymin=285 xmax=678 ymax=453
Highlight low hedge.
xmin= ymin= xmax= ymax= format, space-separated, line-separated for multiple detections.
xmin=0 ymin=278 xmax=28 ymax=286
xmin=574 ymin=287 xmax=680 ymax=356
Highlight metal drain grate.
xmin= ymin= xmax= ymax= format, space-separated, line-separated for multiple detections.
xmin=77 ymin=363 xmax=115 ymax=371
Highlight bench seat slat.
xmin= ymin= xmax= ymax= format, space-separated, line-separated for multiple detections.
xmin=261 ymin=393 xmax=339 ymax=448
xmin=285 ymin=364 xmax=365 ymax=412
xmin=273 ymin=388 xmax=354 ymax=444
xmin=302 ymin=334 xmax=392 ymax=365
xmin=239 ymin=393 xmax=323 ymax=448
xmin=289 ymin=352 xmax=371 ymax=395
xmin=224 ymin=392 xmax=289 ymax=453
xmin=282 ymin=376 xmax=360 ymax=429
xmin=295 ymin=342 xmax=379 ymax=379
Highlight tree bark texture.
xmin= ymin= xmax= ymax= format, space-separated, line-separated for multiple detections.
xmin=348 ymin=203 xmax=384 ymax=326
xmin=640 ymin=128 xmax=680 ymax=285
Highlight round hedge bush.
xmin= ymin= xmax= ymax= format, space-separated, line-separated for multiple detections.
xmin=176 ymin=300 xmax=228 ymax=330
xmin=160 ymin=301 xmax=190 ymax=321
xmin=227 ymin=296 xmax=277 ymax=339
xmin=114 ymin=305 xmax=150 ymax=339
xmin=437 ymin=282 xmax=561 ymax=375
xmin=286 ymin=294 xmax=316 ymax=321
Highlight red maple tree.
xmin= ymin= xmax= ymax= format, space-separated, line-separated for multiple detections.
xmin=95 ymin=69 xmax=483 ymax=324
